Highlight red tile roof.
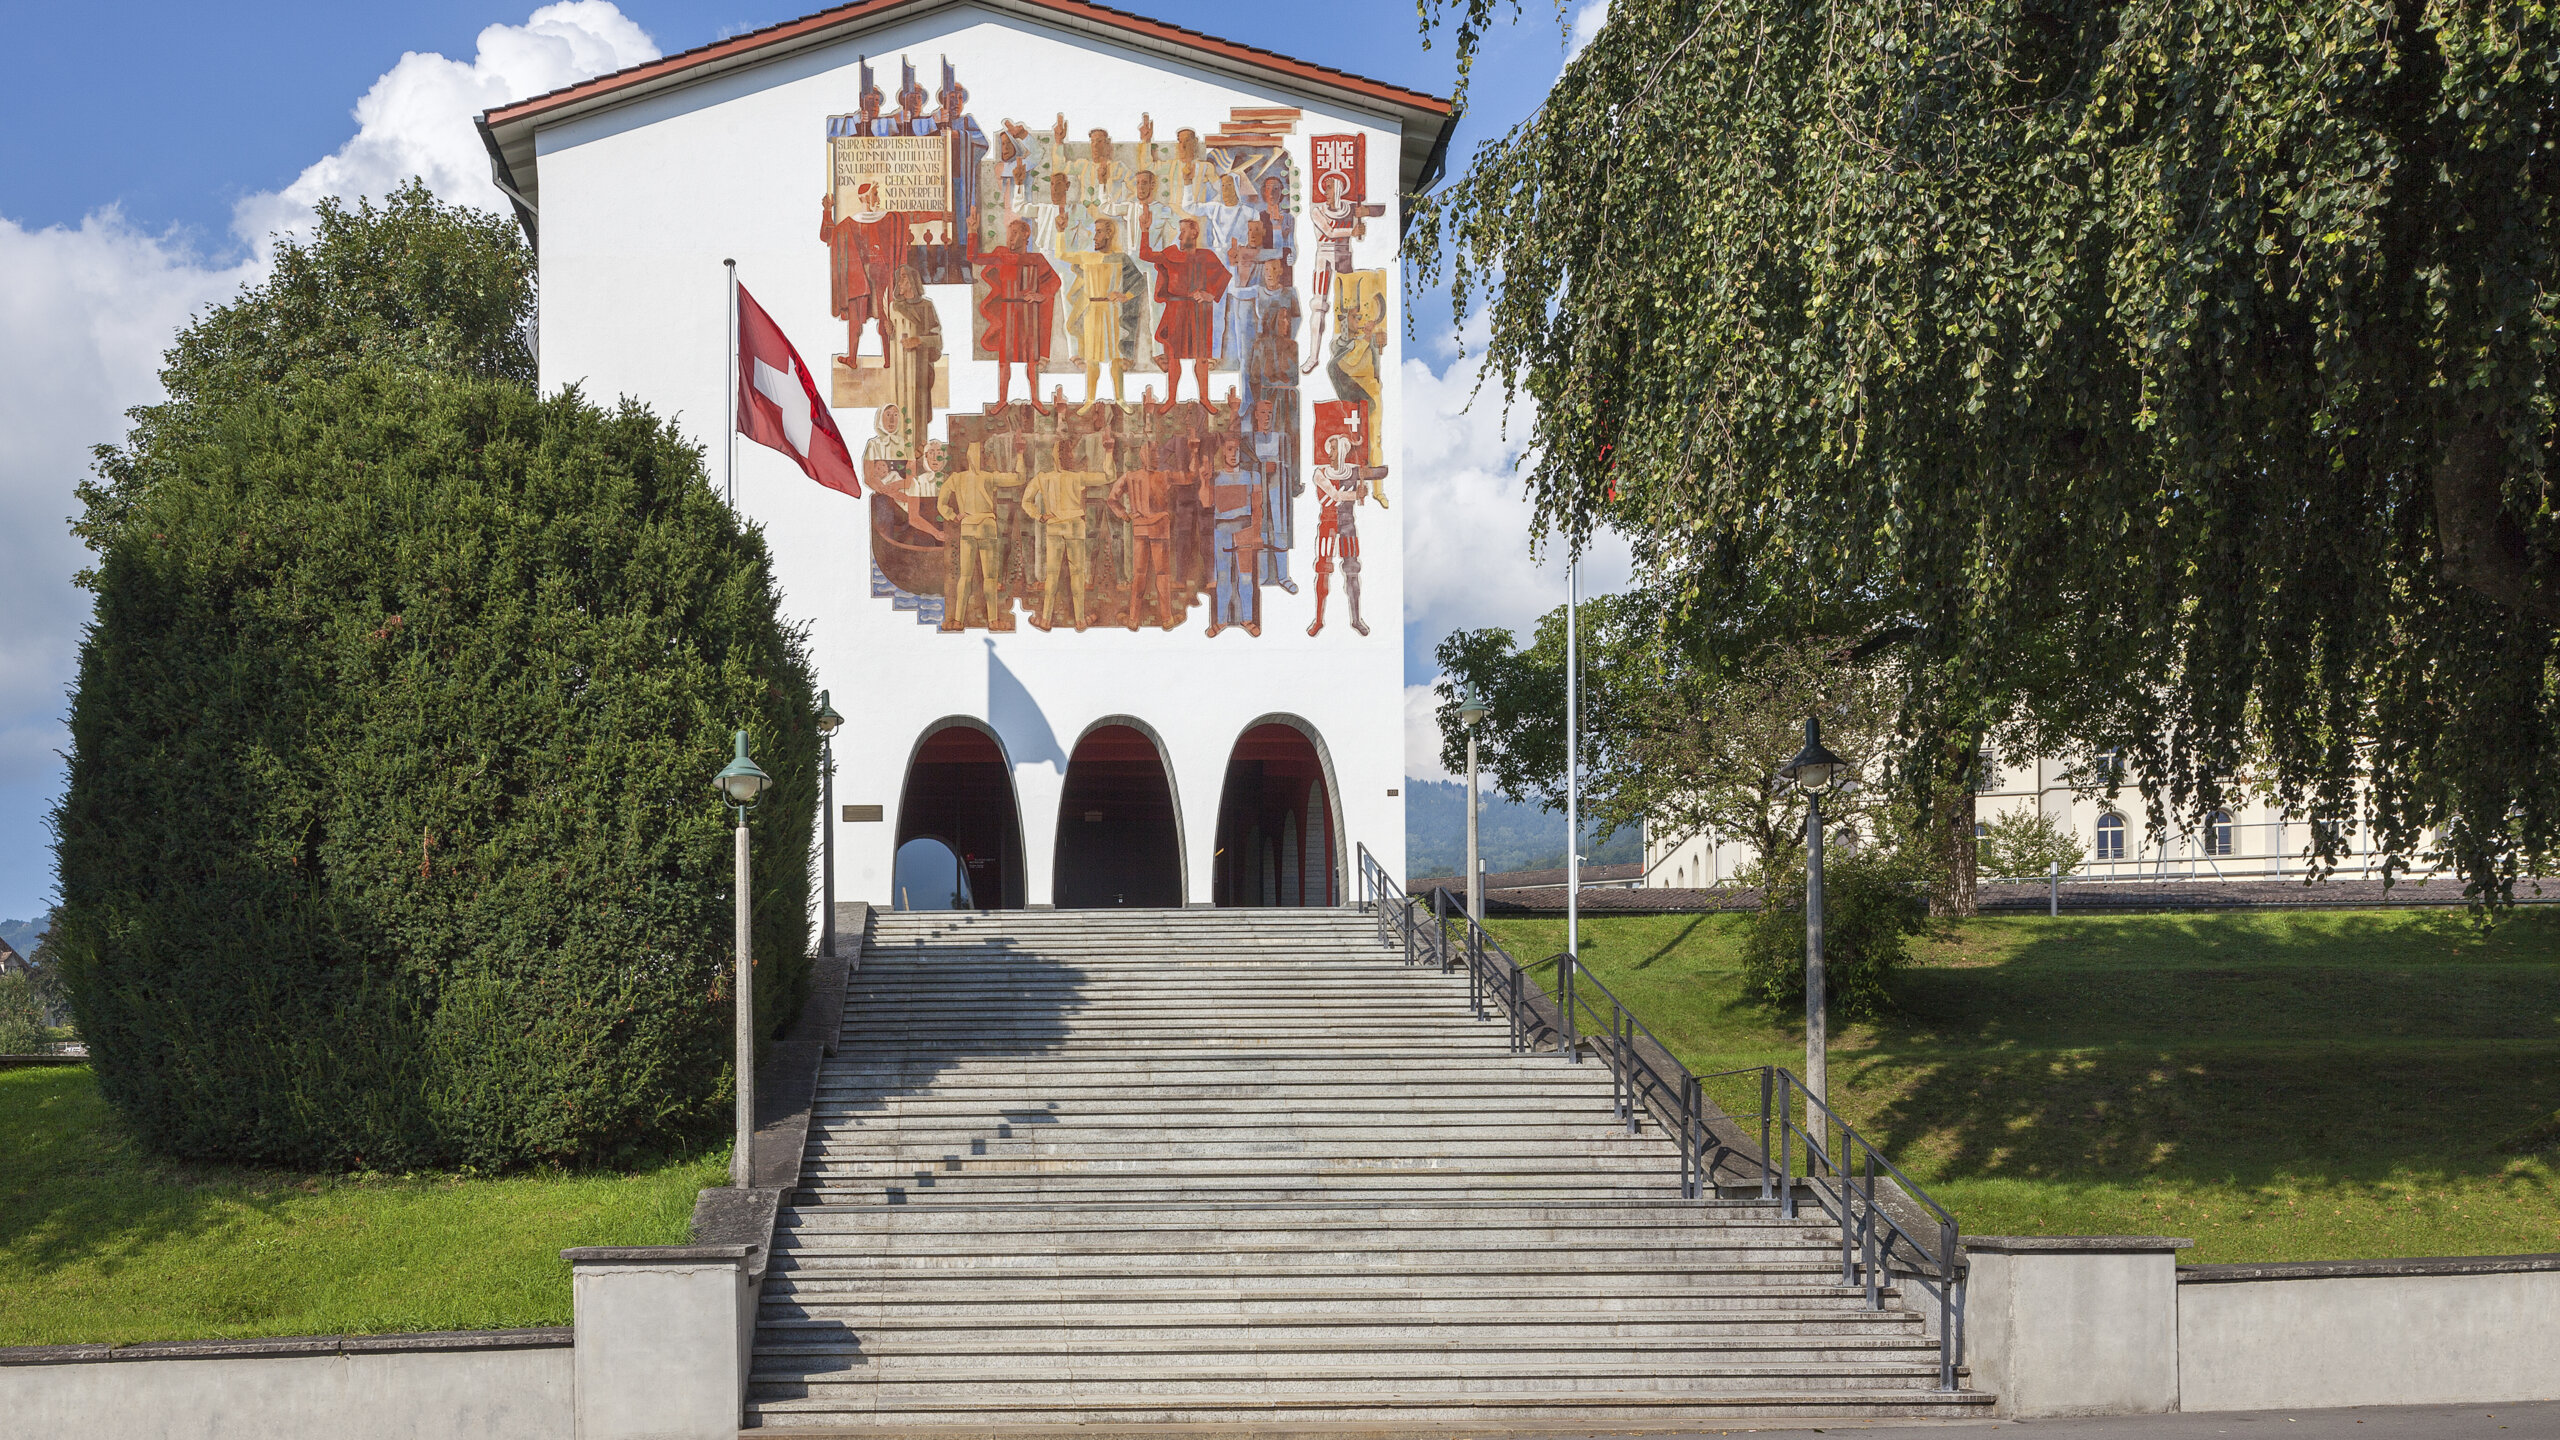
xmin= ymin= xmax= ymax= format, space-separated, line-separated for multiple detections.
xmin=483 ymin=0 xmax=1451 ymax=131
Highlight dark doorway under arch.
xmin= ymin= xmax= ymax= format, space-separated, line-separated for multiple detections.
xmin=896 ymin=724 xmax=1024 ymax=909
xmin=1212 ymin=723 xmax=1338 ymax=907
xmin=1053 ymin=724 xmax=1183 ymax=908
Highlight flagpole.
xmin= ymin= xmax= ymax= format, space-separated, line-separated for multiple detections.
xmin=724 ymin=258 xmax=739 ymax=508
xmin=1566 ymin=553 xmax=1580 ymax=966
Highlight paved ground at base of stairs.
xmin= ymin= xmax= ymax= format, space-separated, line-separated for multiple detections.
xmin=1595 ymin=1400 xmax=2560 ymax=1437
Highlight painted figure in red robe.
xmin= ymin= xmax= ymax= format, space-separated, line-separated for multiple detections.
xmin=1139 ymin=214 xmax=1232 ymax=405
xmin=971 ymin=216 xmax=1060 ymax=405
xmin=820 ymin=181 xmax=905 ymax=363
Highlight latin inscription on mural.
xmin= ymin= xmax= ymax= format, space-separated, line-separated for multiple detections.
xmin=830 ymin=135 xmax=951 ymax=215
xmin=819 ymin=55 xmax=1389 ymax=639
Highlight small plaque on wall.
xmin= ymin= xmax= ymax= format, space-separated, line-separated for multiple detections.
xmin=842 ymin=805 xmax=885 ymax=822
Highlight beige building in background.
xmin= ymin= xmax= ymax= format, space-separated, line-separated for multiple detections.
xmin=1643 ymin=753 xmax=2431 ymax=890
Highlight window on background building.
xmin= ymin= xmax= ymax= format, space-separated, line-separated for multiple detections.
xmin=1975 ymin=752 xmax=1998 ymax=792
xmin=2096 ymin=812 xmax=2126 ymax=861
xmin=1974 ymin=821 xmax=1989 ymax=839
xmin=2206 ymin=810 xmax=2235 ymax=856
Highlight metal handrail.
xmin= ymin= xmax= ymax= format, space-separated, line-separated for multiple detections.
xmin=1353 ymin=843 xmax=1966 ymax=1391
xmin=1770 ymin=1068 xmax=1966 ymax=1388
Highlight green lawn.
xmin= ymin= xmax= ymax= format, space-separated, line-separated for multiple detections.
xmin=1486 ymin=908 xmax=2560 ymax=1264
xmin=0 ymin=1066 xmax=723 ymax=1346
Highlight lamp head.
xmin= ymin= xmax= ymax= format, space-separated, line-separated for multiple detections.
xmin=1456 ymin=681 xmax=1488 ymax=731
xmin=1779 ymin=715 xmax=1848 ymax=792
xmin=815 ymin=690 xmax=844 ymax=738
xmin=714 ymin=730 xmax=772 ymax=806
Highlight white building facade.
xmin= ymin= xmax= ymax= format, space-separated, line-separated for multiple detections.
xmin=482 ymin=1 xmax=1451 ymax=909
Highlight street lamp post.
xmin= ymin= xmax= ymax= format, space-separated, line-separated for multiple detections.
xmin=1778 ymin=716 xmax=1848 ymax=1121
xmin=714 ymin=730 xmax=773 ymax=1189
xmin=816 ymin=692 xmax=844 ymax=959
xmin=1458 ymin=682 xmax=1488 ymax=924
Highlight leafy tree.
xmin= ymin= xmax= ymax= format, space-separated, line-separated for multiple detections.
xmin=1433 ymin=595 xmax=1900 ymax=882
xmin=1414 ymin=0 xmax=2560 ymax=904
xmin=1978 ymin=808 xmax=2087 ymax=880
xmin=78 ymin=180 xmax=533 ymax=568
xmin=56 ymin=365 xmax=815 ymax=1169
xmin=0 ymin=973 xmax=47 ymax=1055
xmin=55 ymin=186 xmax=815 ymax=1169
xmin=1738 ymin=846 xmax=1931 ymax=1019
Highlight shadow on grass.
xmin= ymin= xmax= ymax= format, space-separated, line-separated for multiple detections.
xmin=0 ymin=1067 xmax=316 ymax=1314
xmin=1843 ymin=910 xmax=2560 ymax=1190
xmin=1846 ymin=1043 xmax=2560 ymax=1188
xmin=1632 ymin=915 xmax=1710 ymax=971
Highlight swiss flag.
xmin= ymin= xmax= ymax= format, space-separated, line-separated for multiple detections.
xmin=737 ymin=284 xmax=860 ymax=497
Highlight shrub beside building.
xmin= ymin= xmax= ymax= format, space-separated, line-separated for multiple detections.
xmin=51 ymin=190 xmax=816 ymax=1170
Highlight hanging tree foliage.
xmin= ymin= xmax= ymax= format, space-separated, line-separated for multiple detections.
xmin=1413 ymin=0 xmax=2560 ymax=901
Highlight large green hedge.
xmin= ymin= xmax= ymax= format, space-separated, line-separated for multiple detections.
xmin=54 ymin=365 xmax=817 ymax=1169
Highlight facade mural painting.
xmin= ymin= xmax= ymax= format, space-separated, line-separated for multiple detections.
xmin=1308 ymin=401 xmax=1384 ymax=636
xmin=822 ymin=59 xmax=1386 ymax=636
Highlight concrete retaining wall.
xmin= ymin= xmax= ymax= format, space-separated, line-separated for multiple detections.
xmin=1961 ymin=1235 xmax=2188 ymax=1417
xmin=0 ymin=1329 xmax=572 ymax=1440
xmin=2178 ymin=1256 xmax=2560 ymax=1411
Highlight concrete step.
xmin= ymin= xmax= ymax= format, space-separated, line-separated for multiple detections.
xmin=761 ymin=1262 xmax=1861 ymax=1295
xmin=793 ymin=1186 xmax=1697 ymax=1206
xmin=805 ymin=1089 xmax=1618 ymax=1108
xmin=813 ymin=1041 xmax=1532 ymax=1057
xmin=749 ymin=1358 xmax=1957 ymax=1399
xmin=774 ymin=1198 xmax=1782 ymax=1224
xmin=762 ymin=1285 xmax=1906 ymax=1319
xmin=803 ymin=1113 xmax=1644 ymax=1134
xmin=770 ymin=1234 xmax=1839 ymax=1263
xmin=752 ymin=1335 xmax=1941 ymax=1371
xmin=751 ymin=1313 xmax=1925 ymax=1345
xmin=746 ymin=1391 xmax=1991 ymax=1426
xmin=817 ymin=1053 xmax=1576 ymax=1069
xmin=809 ymin=1073 xmax=1616 ymax=1090
xmin=774 ymin=1210 xmax=1793 ymax=1240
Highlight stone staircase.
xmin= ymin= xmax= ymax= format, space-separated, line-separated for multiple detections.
xmin=748 ymin=908 xmax=1989 ymax=1430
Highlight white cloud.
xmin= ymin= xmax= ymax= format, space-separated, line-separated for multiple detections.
xmin=1405 ymin=682 xmax=1456 ymax=784
xmin=0 ymin=5 xmax=657 ymax=917
xmin=0 ymin=212 xmax=259 ymax=901
xmin=1398 ymin=339 xmax=1633 ymax=679
xmin=233 ymin=1 xmax=658 ymax=245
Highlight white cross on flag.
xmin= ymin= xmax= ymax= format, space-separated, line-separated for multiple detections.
xmin=737 ymin=284 xmax=860 ymax=497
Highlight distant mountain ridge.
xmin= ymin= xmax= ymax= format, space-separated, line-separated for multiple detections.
xmin=1404 ymin=778 xmax=1641 ymax=882
xmin=0 ymin=919 xmax=46 ymax=960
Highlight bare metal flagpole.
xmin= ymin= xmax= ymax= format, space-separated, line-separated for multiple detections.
xmin=724 ymin=259 xmax=739 ymax=508
xmin=1566 ymin=554 xmax=1580 ymax=964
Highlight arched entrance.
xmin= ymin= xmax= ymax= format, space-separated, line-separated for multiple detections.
xmin=1212 ymin=720 xmax=1339 ymax=907
xmin=1053 ymin=723 xmax=1183 ymax=908
xmin=895 ymin=722 xmax=1024 ymax=909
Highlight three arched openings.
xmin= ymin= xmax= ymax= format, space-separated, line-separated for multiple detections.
xmin=891 ymin=718 xmax=1339 ymax=909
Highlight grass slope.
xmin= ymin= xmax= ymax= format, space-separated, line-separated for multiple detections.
xmin=1486 ymin=909 xmax=2560 ymax=1264
xmin=0 ymin=1066 xmax=721 ymax=1346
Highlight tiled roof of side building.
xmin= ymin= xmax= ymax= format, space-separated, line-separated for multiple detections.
xmin=1459 ymin=877 xmax=2560 ymax=916
xmin=1406 ymin=862 xmax=1645 ymax=894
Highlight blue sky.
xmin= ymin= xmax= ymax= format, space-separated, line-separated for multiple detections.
xmin=0 ymin=0 xmax=1626 ymax=921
